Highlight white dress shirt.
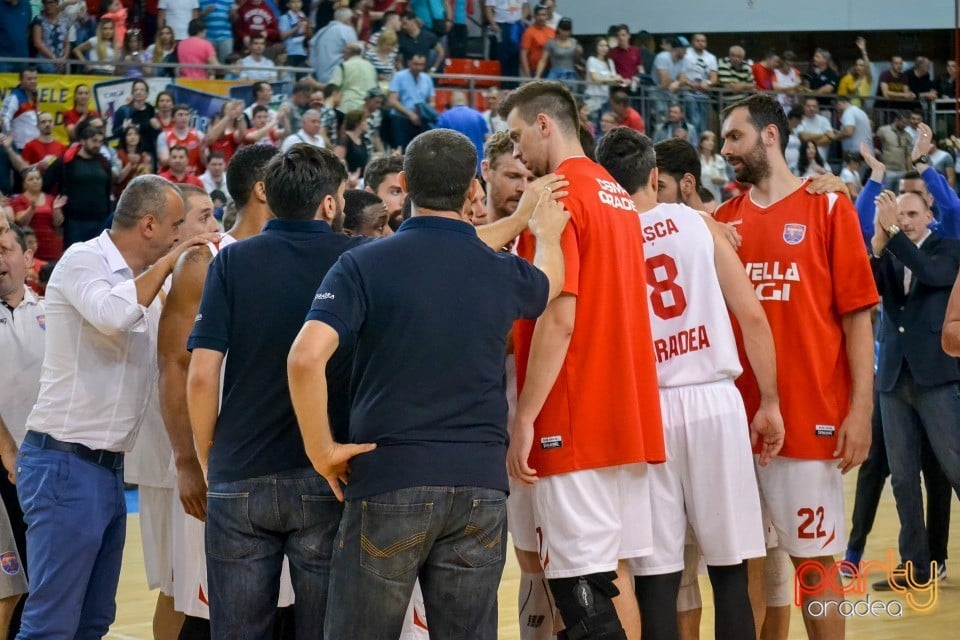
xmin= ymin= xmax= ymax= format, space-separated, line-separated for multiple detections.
xmin=281 ymin=130 xmax=326 ymax=152
xmin=26 ymin=231 xmax=161 ymax=452
xmin=0 ymin=287 xmax=46 ymax=446
xmin=199 ymin=171 xmax=231 ymax=201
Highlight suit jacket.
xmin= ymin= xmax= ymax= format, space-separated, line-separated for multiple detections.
xmin=873 ymin=231 xmax=960 ymax=392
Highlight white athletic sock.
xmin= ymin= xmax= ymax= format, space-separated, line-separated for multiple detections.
xmin=517 ymin=570 xmax=556 ymax=640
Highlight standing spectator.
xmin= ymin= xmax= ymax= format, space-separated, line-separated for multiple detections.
xmin=908 ymin=56 xmax=939 ymax=103
xmin=717 ymin=45 xmax=756 ymax=94
xmin=877 ymin=55 xmax=914 ymax=113
xmin=199 ymin=150 xmax=231 ymax=197
xmin=118 ymin=31 xmax=148 ymax=79
xmin=177 ymin=18 xmax=219 ymax=79
xmin=331 ymin=42 xmax=379 ymax=113
xmin=157 ymin=104 xmax=205 ymax=174
xmin=365 ymin=27 xmax=399 ymax=83
xmin=159 ymin=145 xmax=205 ymax=186
xmin=482 ymin=87 xmax=508 ymax=134
xmin=876 ymin=112 xmax=913 ymax=187
xmin=116 ymin=125 xmax=153 ymax=197
xmin=360 ymin=88 xmax=385 ymax=155
xmin=279 ymin=0 xmax=311 ymax=69
xmin=797 ymin=140 xmax=829 ymax=178
xmin=73 ymin=17 xmax=120 ymax=75
xmin=244 ymin=104 xmax=287 ymax=147
xmin=388 ymin=53 xmax=434 ymax=151
xmin=437 ymin=90 xmax=489 ymax=175
xmin=773 ymin=50 xmax=801 ymax=108
xmin=609 ymin=89 xmax=644 ymax=133
xmin=280 ymin=81 xmax=314 ymax=135
xmin=335 ymin=110 xmax=369 ymax=179
xmin=236 ymin=0 xmax=280 ymax=47
xmin=309 ymin=7 xmax=358 ymax=83
xmin=199 ymin=0 xmax=233 ymax=62
xmin=398 ymin=12 xmax=443 ymax=71
xmin=834 ymin=95 xmax=873 ymax=155
xmin=282 ymin=109 xmax=326 ymax=151
xmin=484 ymin=0 xmax=524 ymax=85
xmin=447 ymin=0 xmax=469 ymax=58
xmin=519 ymin=4 xmax=554 ymax=78
xmin=906 ymin=108 xmax=924 ymax=145
xmin=31 ymin=0 xmax=71 ymax=74
xmin=752 ymin=50 xmax=779 ymax=91
xmin=584 ymin=38 xmax=625 ymax=120
xmin=63 ymin=84 xmax=99 ymax=143
xmin=159 ymin=0 xmax=199 ymax=40
xmin=795 ymin=95 xmax=834 ymax=163
xmin=11 ymin=167 xmax=65 ymax=261
xmin=113 ymin=79 xmax=157 ymax=161
xmin=145 ymin=25 xmax=176 ymax=73
xmin=15 ymin=176 xmax=210 ymax=640
xmin=239 ymin=33 xmax=278 ymax=81
xmin=102 ymin=0 xmax=129 ymax=48
xmin=653 ymin=103 xmax=696 ymax=143
xmin=0 ymin=68 xmax=39 ymax=194
xmin=939 ymin=60 xmax=957 ymax=100
xmin=318 ymin=83 xmax=342 ymax=146
xmin=803 ymin=47 xmax=839 ymax=101
xmin=351 ymin=0 xmax=374 ymax=41
xmin=20 ymin=112 xmax=67 ymax=171
xmin=652 ymin=37 xmax=687 ymax=117
xmin=206 ymin=101 xmax=247 ymax=164
xmin=535 ymin=17 xmax=579 ymax=83
xmin=679 ymin=33 xmax=718 ymax=135
xmin=609 ymin=24 xmax=642 ymax=83
xmin=698 ymin=130 xmax=727 ymax=203
xmin=0 ymin=0 xmax=30 ymax=73
xmin=837 ymin=37 xmax=872 ymax=107
xmin=840 ymin=152 xmax=863 ymax=198
xmin=242 ymin=81 xmax=277 ymax=125
xmin=409 ymin=0 xmax=447 ymax=36
xmin=43 ymin=122 xmax=112 ymax=248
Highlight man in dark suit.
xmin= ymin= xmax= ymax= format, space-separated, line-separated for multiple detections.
xmin=872 ymin=189 xmax=960 ymax=589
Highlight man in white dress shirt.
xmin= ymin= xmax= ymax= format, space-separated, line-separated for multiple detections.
xmin=15 ymin=175 xmax=215 ymax=639
xmin=281 ymin=109 xmax=326 ymax=152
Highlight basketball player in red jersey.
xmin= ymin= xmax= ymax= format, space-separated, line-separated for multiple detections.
xmin=714 ymin=94 xmax=878 ymax=639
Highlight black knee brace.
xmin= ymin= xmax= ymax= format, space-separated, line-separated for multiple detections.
xmin=549 ymin=571 xmax=627 ymax=640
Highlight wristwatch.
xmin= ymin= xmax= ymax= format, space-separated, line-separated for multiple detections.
xmin=886 ymin=224 xmax=901 ymax=238
xmin=914 ymin=154 xmax=930 ymax=165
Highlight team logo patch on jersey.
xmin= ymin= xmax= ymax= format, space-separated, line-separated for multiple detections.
xmin=0 ymin=552 xmax=19 ymax=575
xmin=35 ymin=314 xmax=45 ymax=330
xmin=540 ymin=435 xmax=562 ymax=450
xmin=783 ymin=223 xmax=806 ymax=245
xmin=815 ymin=424 xmax=836 ymax=437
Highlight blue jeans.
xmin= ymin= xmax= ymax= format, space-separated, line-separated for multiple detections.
xmin=683 ymin=93 xmax=712 ymax=135
xmin=324 ymin=486 xmax=507 ymax=639
xmin=879 ymin=367 xmax=960 ymax=578
xmin=205 ymin=468 xmax=342 ymax=639
xmin=15 ymin=441 xmax=126 ymax=639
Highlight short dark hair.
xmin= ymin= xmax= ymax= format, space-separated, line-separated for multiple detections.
xmin=4 ymin=222 xmax=27 ymax=252
xmin=188 ymin=18 xmax=206 ymax=36
xmin=169 ymin=144 xmax=189 ymax=157
xmin=173 ymin=103 xmax=191 ymax=116
xmin=76 ymin=119 xmax=103 ymax=141
xmin=323 ymin=83 xmax=341 ymax=99
xmin=483 ymin=130 xmax=513 ymax=168
xmin=579 ymin=126 xmax=596 ymax=161
xmin=226 ymin=144 xmax=280 ymax=208
xmin=698 ymin=186 xmax=715 ymax=204
xmin=208 ymin=150 xmax=226 ymax=162
xmin=364 ymin=155 xmax=404 ymax=192
xmin=209 ymin=189 xmax=228 ymax=203
xmin=596 ymin=127 xmax=657 ymax=194
xmin=655 ymin=138 xmax=702 ymax=190
xmin=251 ymin=104 xmax=270 ymax=117
xmin=403 ymin=129 xmax=476 ymax=212
xmin=610 ymin=91 xmax=630 ymax=107
xmin=19 ymin=66 xmax=37 ymax=80
xmin=343 ymin=189 xmax=385 ymax=232
xmin=264 ymin=144 xmax=347 ymax=221
xmin=721 ymin=93 xmax=789 ymax=154
xmin=498 ymin=80 xmax=579 ymax=137
xmin=401 ymin=194 xmax=413 ymax=221
xmin=252 ymin=81 xmax=271 ymax=97
xmin=902 ymin=170 xmax=922 ymax=181
xmin=250 ymin=33 xmax=267 ymax=43
xmin=787 ymin=106 xmax=803 ymax=121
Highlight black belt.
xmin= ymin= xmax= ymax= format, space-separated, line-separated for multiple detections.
xmin=24 ymin=431 xmax=124 ymax=471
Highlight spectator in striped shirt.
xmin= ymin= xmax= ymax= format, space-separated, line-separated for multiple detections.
xmin=718 ymin=46 xmax=756 ymax=94
xmin=199 ymin=0 xmax=234 ymax=62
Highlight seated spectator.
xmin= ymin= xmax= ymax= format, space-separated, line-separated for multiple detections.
xmin=310 ymin=7 xmax=358 ymax=83
xmin=803 ymin=47 xmax=838 ymax=99
xmin=282 ymin=109 xmax=326 ymax=151
xmin=158 ymin=0 xmax=199 ymax=40
xmin=877 ymin=55 xmax=914 ymax=113
xmin=597 ymin=111 xmax=617 ymax=142
xmin=795 ymin=95 xmax=834 ymax=162
xmin=18 ymin=112 xmax=66 ymax=172
xmin=577 ymin=99 xmax=595 ymax=140
xmin=773 ymin=49 xmax=801 ymax=108
xmin=243 ymin=82 xmax=278 ymax=126
xmin=158 ymin=145 xmax=204 ymax=186
xmin=365 ymin=26 xmax=399 ymax=83
xmin=244 ymin=104 xmax=286 ymax=146
xmin=177 ymin=18 xmax=219 ymax=79
xmin=653 ymin=103 xmax=695 ymax=143
xmin=240 ymin=34 xmax=278 ymax=81
xmin=269 ymin=44 xmax=291 ymax=82
xmin=102 ymin=0 xmax=128 ymax=46
xmin=331 ymin=42 xmax=379 ymax=113
xmin=63 ymin=84 xmax=100 ymax=142
xmin=609 ymin=89 xmax=644 ymax=133
xmin=319 ymin=83 xmax=343 ymax=146
xmin=698 ymin=130 xmax=727 ymax=203
xmin=235 ymin=0 xmax=280 ymax=49
xmin=361 ymin=88 xmax=385 ymax=155
xmin=398 ymin=12 xmax=441 ymax=72
xmin=876 ymin=112 xmax=913 ymax=186
xmin=336 ymin=110 xmax=370 ymax=180
xmin=535 ymin=17 xmax=580 ymax=83
xmin=368 ymin=9 xmax=401 ymax=43
xmin=388 ymin=53 xmax=434 ymax=151
xmin=145 ymin=25 xmax=176 ymax=74
xmin=840 ymin=151 xmax=863 ymax=198
xmin=520 ymin=5 xmax=555 ymax=78
xmin=10 ymin=167 xmax=65 ymax=261
xmin=797 ymin=140 xmax=829 ymax=178
xmin=199 ymin=150 xmax=231 ymax=198
xmin=717 ymin=45 xmax=755 ymax=93
xmin=113 ymin=79 xmax=157 ymax=159
xmin=342 ymin=189 xmax=392 ymax=238
xmin=837 ymin=37 xmax=871 ymax=107
xmin=585 ymin=38 xmax=626 ymax=119
xmin=940 ymin=60 xmax=957 ymax=100
xmin=908 ymin=56 xmax=939 ymax=102
xmin=73 ymin=17 xmax=119 ymax=74
xmin=31 ymin=0 xmax=71 ymax=74
xmin=118 ymin=30 xmax=148 ymax=78
xmin=752 ymin=50 xmax=779 ymax=91
xmin=280 ymin=0 xmax=311 ymax=68
xmin=116 ymin=125 xmax=153 ymax=197
xmin=157 ymin=103 xmax=205 ymax=173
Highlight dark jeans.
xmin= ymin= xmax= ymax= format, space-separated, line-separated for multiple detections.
xmin=880 ymin=368 xmax=960 ymax=578
xmin=15 ymin=441 xmax=126 ymax=639
xmin=324 ymin=486 xmax=507 ymax=639
xmin=449 ymin=23 xmax=468 ymax=58
xmin=0 ymin=471 xmax=26 ymax=636
xmin=848 ymin=389 xmax=951 ymax=565
xmin=205 ymin=469 xmax=341 ymax=640
xmin=390 ymin=113 xmax=427 ymax=152
xmin=495 ymin=22 xmax=521 ymax=87
xmin=63 ymin=218 xmax=107 ymax=249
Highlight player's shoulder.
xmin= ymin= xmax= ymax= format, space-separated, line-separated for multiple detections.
xmin=713 ymin=193 xmax=750 ymax=222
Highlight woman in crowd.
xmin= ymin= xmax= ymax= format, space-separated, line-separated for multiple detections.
xmin=698 ymin=130 xmax=729 ymax=203
xmin=32 ymin=0 xmax=71 ymax=74
xmin=10 ymin=167 xmax=66 ymax=262
xmin=73 ymin=17 xmax=119 ymax=75
xmin=366 ymin=27 xmax=399 ymax=87
xmin=838 ymin=39 xmax=872 ymax=107
xmin=584 ymin=37 xmax=627 ymax=122
xmin=336 ymin=110 xmax=370 ymax=180
xmin=146 ymin=25 xmax=177 ymax=75
xmin=206 ymin=101 xmax=247 ymax=164
xmin=118 ymin=30 xmax=147 ymax=78
xmin=797 ymin=140 xmax=829 ymax=178
xmin=63 ymin=84 xmax=100 ymax=142
xmin=151 ymin=91 xmax=176 ymax=133
xmin=116 ymin=125 xmax=153 ymax=198
xmin=536 ymin=18 xmax=582 ymax=84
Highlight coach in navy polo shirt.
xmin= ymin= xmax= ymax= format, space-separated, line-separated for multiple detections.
xmin=185 ymin=144 xmax=366 ymax=637
xmin=287 ymin=128 xmax=569 ymax=639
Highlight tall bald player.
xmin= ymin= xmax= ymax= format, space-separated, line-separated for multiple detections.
xmin=598 ymin=127 xmax=783 ymax=640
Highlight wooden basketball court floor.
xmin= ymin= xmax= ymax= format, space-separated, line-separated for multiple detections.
xmin=107 ymin=474 xmax=960 ymax=639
